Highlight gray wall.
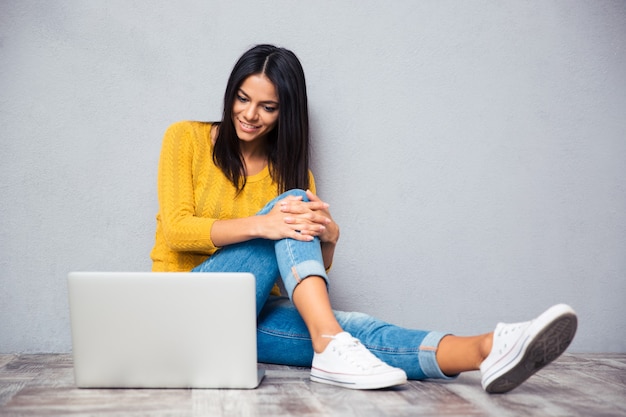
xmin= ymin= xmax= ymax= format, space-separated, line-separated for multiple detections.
xmin=1 ymin=1 xmax=625 ymax=353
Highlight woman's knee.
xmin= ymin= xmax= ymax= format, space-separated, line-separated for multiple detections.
xmin=257 ymin=189 xmax=309 ymax=216
xmin=281 ymin=188 xmax=308 ymax=201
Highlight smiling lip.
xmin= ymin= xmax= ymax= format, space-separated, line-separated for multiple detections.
xmin=238 ymin=118 xmax=260 ymax=132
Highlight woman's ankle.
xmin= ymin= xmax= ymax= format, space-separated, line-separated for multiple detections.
xmin=479 ymin=332 xmax=494 ymax=364
xmin=311 ymin=330 xmax=343 ymax=353
xmin=292 ymin=276 xmax=343 ymax=353
xmin=436 ymin=333 xmax=494 ymax=375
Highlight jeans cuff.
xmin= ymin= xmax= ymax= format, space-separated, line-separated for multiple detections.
xmin=418 ymin=331 xmax=459 ymax=380
xmin=282 ymin=259 xmax=329 ymax=298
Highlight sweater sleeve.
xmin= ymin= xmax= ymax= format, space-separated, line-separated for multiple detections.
xmin=157 ymin=122 xmax=219 ymax=254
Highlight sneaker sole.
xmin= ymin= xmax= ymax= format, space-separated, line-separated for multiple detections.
xmin=310 ymin=369 xmax=407 ymax=390
xmin=484 ymin=304 xmax=578 ymax=394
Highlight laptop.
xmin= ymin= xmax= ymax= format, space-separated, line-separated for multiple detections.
xmin=67 ymin=271 xmax=265 ymax=389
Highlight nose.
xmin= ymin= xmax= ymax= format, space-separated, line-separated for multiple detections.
xmin=243 ymin=103 xmax=258 ymax=121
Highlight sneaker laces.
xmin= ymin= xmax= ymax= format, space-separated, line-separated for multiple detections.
xmin=321 ymin=334 xmax=386 ymax=371
xmin=493 ymin=320 xmax=531 ymax=355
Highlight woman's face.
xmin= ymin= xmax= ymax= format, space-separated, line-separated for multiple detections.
xmin=232 ymin=74 xmax=279 ymax=143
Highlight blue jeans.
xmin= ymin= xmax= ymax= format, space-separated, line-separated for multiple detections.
xmin=193 ymin=189 xmax=452 ymax=380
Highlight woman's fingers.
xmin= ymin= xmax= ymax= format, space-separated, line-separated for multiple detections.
xmin=273 ymin=191 xmax=335 ymax=240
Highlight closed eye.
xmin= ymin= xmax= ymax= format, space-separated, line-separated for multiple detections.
xmin=236 ymin=89 xmax=278 ymax=112
xmin=263 ymin=105 xmax=278 ymax=113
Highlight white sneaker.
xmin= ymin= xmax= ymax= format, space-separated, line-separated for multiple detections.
xmin=480 ymin=303 xmax=578 ymax=393
xmin=310 ymin=332 xmax=408 ymax=389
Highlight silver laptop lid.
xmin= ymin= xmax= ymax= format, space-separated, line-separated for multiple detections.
xmin=68 ymin=272 xmax=264 ymax=389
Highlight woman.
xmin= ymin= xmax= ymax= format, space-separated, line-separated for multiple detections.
xmin=151 ymin=44 xmax=577 ymax=392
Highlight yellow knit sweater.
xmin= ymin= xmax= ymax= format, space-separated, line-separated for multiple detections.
xmin=150 ymin=121 xmax=317 ymax=273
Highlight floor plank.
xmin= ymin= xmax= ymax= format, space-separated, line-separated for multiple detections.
xmin=0 ymin=354 xmax=624 ymax=417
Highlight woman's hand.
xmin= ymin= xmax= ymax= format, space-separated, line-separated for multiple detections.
xmin=304 ymin=190 xmax=340 ymax=270
xmin=302 ymin=190 xmax=339 ymax=244
xmin=211 ymin=190 xmax=340 ymax=248
xmin=261 ymin=190 xmax=339 ymax=243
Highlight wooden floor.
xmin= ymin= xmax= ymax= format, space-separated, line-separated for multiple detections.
xmin=0 ymin=353 xmax=624 ymax=417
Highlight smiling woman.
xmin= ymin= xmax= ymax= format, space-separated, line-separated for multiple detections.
xmin=231 ymin=74 xmax=280 ymax=176
xmin=232 ymin=74 xmax=280 ymax=141
xmin=213 ymin=45 xmax=311 ymax=195
xmin=150 ymin=44 xmax=578 ymax=392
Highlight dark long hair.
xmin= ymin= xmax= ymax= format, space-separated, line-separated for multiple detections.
xmin=213 ymin=44 xmax=311 ymax=194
